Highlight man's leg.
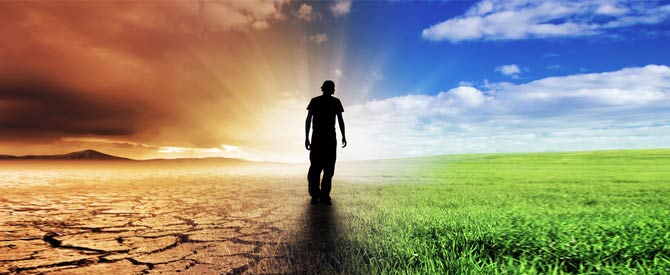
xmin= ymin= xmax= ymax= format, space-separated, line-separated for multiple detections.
xmin=320 ymin=145 xmax=337 ymax=203
xmin=307 ymin=164 xmax=322 ymax=199
xmin=307 ymin=149 xmax=322 ymax=201
xmin=320 ymin=159 xmax=335 ymax=202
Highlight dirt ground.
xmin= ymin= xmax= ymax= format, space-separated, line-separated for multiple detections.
xmin=0 ymin=164 xmax=340 ymax=274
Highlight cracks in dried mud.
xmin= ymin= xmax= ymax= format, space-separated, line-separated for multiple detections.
xmin=1 ymin=174 xmax=307 ymax=275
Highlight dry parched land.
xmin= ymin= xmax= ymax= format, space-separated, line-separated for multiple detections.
xmin=0 ymin=165 xmax=318 ymax=274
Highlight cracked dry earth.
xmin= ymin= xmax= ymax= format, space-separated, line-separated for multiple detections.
xmin=0 ymin=164 xmax=322 ymax=274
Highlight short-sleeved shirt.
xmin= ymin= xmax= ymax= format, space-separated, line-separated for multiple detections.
xmin=307 ymin=95 xmax=344 ymax=137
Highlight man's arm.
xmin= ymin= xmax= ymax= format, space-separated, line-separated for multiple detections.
xmin=305 ymin=110 xmax=312 ymax=150
xmin=337 ymin=112 xmax=347 ymax=148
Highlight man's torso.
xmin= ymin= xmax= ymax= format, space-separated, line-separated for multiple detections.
xmin=307 ymin=95 xmax=344 ymax=138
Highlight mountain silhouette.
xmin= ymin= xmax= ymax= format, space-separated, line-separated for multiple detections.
xmin=0 ymin=149 xmax=255 ymax=164
xmin=0 ymin=149 xmax=131 ymax=160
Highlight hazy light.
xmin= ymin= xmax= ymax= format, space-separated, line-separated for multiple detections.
xmin=158 ymin=147 xmax=187 ymax=153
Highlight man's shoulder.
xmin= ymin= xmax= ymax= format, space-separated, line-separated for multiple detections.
xmin=327 ymin=96 xmax=342 ymax=103
xmin=310 ymin=95 xmax=342 ymax=106
xmin=331 ymin=96 xmax=343 ymax=106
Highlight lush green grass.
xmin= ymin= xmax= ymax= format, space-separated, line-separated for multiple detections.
xmin=297 ymin=149 xmax=670 ymax=274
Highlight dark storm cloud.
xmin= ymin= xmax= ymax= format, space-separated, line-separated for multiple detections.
xmin=0 ymin=78 xmax=140 ymax=140
xmin=0 ymin=1 xmax=300 ymax=158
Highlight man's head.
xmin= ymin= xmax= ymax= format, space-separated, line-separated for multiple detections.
xmin=321 ymin=80 xmax=335 ymax=95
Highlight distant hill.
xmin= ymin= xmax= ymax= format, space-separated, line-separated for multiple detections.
xmin=0 ymin=149 xmax=254 ymax=164
xmin=0 ymin=149 xmax=132 ymax=160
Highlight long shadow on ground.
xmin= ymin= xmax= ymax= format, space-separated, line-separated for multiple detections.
xmin=284 ymin=202 xmax=344 ymax=274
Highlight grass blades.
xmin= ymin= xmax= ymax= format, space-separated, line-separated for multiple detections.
xmin=288 ymin=149 xmax=670 ymax=274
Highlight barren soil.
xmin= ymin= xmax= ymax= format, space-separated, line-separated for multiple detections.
xmin=0 ymin=164 xmax=334 ymax=274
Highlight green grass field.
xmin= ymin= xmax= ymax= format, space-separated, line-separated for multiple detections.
xmin=293 ymin=149 xmax=670 ymax=274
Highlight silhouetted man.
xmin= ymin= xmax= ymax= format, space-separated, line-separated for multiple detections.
xmin=305 ymin=80 xmax=346 ymax=205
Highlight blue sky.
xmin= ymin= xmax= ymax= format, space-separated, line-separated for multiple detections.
xmin=311 ymin=0 xmax=670 ymax=101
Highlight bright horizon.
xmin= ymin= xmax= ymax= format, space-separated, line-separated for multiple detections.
xmin=1 ymin=1 xmax=669 ymax=163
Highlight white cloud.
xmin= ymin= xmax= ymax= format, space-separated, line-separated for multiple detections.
xmin=309 ymin=33 xmax=329 ymax=45
xmin=199 ymin=0 xmax=291 ymax=31
xmin=295 ymin=3 xmax=315 ymax=21
xmin=595 ymin=3 xmax=628 ymax=16
xmin=447 ymin=86 xmax=487 ymax=108
xmin=331 ymin=0 xmax=352 ymax=17
xmin=422 ymin=0 xmax=670 ymax=42
xmin=495 ymin=64 xmax=521 ymax=77
xmin=339 ymin=65 xmax=670 ymax=160
xmin=494 ymin=65 xmax=668 ymax=108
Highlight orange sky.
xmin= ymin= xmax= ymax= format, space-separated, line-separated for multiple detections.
xmin=0 ymin=1 xmax=344 ymax=161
